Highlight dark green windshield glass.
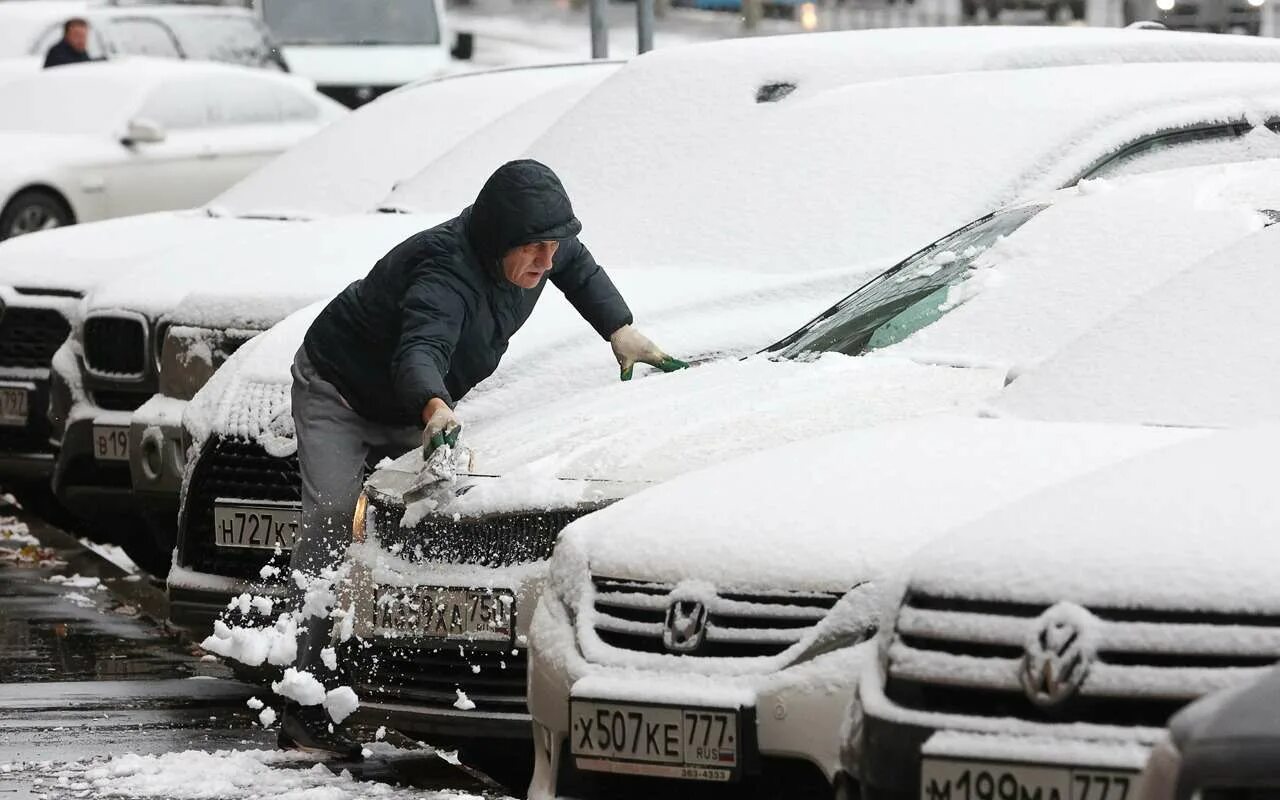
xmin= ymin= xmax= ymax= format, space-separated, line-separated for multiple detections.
xmin=767 ymin=203 xmax=1046 ymax=360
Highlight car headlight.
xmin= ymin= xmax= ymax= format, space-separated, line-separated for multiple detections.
xmin=157 ymin=325 xmax=258 ymax=401
xmin=352 ymin=492 xmax=369 ymax=543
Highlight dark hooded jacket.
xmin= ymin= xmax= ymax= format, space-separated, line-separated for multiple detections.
xmin=303 ymin=160 xmax=633 ymax=426
xmin=43 ymin=40 xmax=92 ymax=68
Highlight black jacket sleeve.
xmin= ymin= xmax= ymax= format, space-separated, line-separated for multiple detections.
xmin=392 ymin=268 xmax=472 ymax=413
xmin=550 ymin=238 xmax=634 ymax=340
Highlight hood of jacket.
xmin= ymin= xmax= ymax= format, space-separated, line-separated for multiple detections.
xmin=464 ymin=159 xmax=582 ymax=279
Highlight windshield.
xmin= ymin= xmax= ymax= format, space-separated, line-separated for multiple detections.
xmin=0 ymin=70 xmax=136 ymax=135
xmin=163 ymin=14 xmax=283 ymax=68
xmin=767 ymin=204 xmax=1046 ymax=360
xmin=261 ymin=0 xmax=440 ymax=46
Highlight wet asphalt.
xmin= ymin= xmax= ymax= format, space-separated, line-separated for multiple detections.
xmin=0 ymin=493 xmax=509 ymax=800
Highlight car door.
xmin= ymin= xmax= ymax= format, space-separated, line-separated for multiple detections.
xmin=102 ymin=77 xmax=224 ymax=216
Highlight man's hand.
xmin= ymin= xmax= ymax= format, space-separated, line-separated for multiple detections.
xmin=422 ymin=398 xmax=462 ymax=458
xmin=609 ymin=325 xmax=689 ymax=381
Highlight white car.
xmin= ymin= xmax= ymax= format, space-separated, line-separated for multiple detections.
xmin=192 ymin=151 xmax=1280 ymax=793
xmin=0 ymin=59 xmax=344 ymax=239
xmin=19 ymin=62 xmax=619 ymax=571
xmin=0 ymin=1 xmax=287 ymax=70
xmin=859 ymin=220 xmax=1280 ymax=797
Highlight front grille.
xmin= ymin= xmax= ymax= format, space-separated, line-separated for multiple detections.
xmin=376 ymin=503 xmax=596 ymax=567
xmin=590 ymin=576 xmax=841 ymax=659
xmin=178 ymin=436 xmax=299 ymax=580
xmin=0 ymin=306 xmax=69 ymax=369
xmin=884 ymin=591 xmax=1280 ymax=728
xmin=352 ymin=641 xmax=527 ymax=712
xmin=89 ymin=389 xmax=149 ymax=412
xmin=83 ymin=315 xmax=146 ymax=377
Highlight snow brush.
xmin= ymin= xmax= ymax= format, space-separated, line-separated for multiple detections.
xmin=620 ymin=356 xmax=690 ymax=382
xmin=402 ymin=425 xmax=462 ymax=506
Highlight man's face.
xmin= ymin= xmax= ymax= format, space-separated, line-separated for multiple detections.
xmin=66 ymin=23 xmax=89 ymax=53
xmin=501 ymin=240 xmax=558 ymax=289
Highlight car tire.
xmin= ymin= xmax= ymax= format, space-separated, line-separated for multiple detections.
xmin=0 ymin=188 xmax=74 ymax=241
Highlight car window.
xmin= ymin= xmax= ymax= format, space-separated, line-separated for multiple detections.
xmin=137 ymin=79 xmax=210 ymax=129
xmin=262 ymin=0 xmax=441 ymax=45
xmin=273 ymin=84 xmax=320 ymax=122
xmin=766 ymin=204 xmax=1047 ymax=359
xmin=205 ymin=76 xmax=282 ymax=125
xmin=104 ymin=17 xmax=182 ymax=59
xmin=31 ymin=22 xmax=107 ymax=59
xmin=161 ymin=14 xmax=283 ymax=69
xmin=1083 ymin=123 xmax=1280 ymax=181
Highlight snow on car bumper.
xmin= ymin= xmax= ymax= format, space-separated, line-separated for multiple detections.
xmin=858 ymin=660 xmax=1157 ymax=800
xmin=526 ymin=592 xmax=860 ymax=800
xmin=338 ymin=549 xmax=546 ymax=745
xmin=166 ymin=562 xmax=259 ymax=634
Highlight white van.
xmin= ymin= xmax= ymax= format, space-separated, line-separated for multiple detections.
xmin=254 ymin=0 xmax=452 ymax=106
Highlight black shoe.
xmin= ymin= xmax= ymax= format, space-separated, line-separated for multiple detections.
xmin=277 ymin=704 xmax=363 ymax=760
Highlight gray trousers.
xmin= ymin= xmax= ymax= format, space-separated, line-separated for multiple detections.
xmin=289 ymin=347 xmax=419 ymax=681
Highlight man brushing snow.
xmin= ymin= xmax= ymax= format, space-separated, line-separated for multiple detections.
xmin=280 ymin=159 xmax=685 ymax=756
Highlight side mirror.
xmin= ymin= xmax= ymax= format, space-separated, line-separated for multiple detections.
xmin=122 ymin=118 xmax=166 ymax=146
xmin=451 ymin=31 xmax=474 ymax=61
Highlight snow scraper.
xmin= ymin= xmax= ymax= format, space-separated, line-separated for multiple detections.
xmin=401 ymin=424 xmax=462 ymax=506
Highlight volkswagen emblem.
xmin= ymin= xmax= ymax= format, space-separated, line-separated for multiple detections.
xmin=663 ymin=600 xmax=708 ymax=653
xmin=1020 ymin=602 xmax=1093 ymax=707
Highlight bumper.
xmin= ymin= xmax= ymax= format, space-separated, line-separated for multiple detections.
xmin=130 ymin=395 xmax=189 ymax=553
xmin=166 ymin=562 xmax=253 ymax=634
xmin=0 ymin=372 xmax=55 ymax=480
xmin=526 ymin=593 xmax=858 ymax=800
xmin=52 ymin=410 xmax=137 ymax=519
xmin=858 ymin=662 xmax=1156 ymax=800
xmin=354 ymin=700 xmax=531 ymax=742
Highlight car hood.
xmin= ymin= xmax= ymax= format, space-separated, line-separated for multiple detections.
xmin=0 ymin=211 xmax=270 ymax=294
xmin=372 ymin=355 xmax=1010 ymax=516
xmin=85 ymin=213 xmax=436 ymax=323
xmin=183 ymin=262 xmax=875 ymax=453
xmin=546 ymin=416 xmax=1193 ymax=596
xmin=281 ymin=45 xmax=450 ymax=87
xmin=906 ymin=424 xmax=1280 ymax=615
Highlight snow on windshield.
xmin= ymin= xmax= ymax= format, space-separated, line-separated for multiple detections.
xmin=161 ymin=13 xmax=278 ymax=68
xmin=391 ymin=57 xmax=1280 ymax=279
xmin=0 ymin=64 xmax=143 ymax=134
xmin=992 ymin=217 xmax=1280 ymax=429
xmin=262 ymin=0 xmax=439 ymax=46
xmin=209 ymin=63 xmax=616 ymax=219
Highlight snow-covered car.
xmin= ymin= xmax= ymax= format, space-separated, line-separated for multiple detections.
xmin=858 ymin=221 xmax=1280 ymax=799
xmin=1139 ymin=657 xmax=1280 ymax=800
xmin=31 ymin=62 xmax=619 ymax=565
xmin=255 ymin=0 xmax=451 ymax=108
xmin=0 ymin=0 xmax=288 ymax=70
xmin=525 ymin=417 xmax=1197 ymax=799
xmin=192 ymin=150 xmax=1280 ymax=783
xmin=0 ymin=59 xmax=344 ymax=239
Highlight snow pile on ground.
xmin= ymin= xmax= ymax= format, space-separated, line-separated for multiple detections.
xmin=46 ymin=574 xmax=105 ymax=590
xmin=76 ymin=539 xmax=139 ymax=574
xmin=0 ymin=517 xmax=38 ymax=547
xmin=12 ymin=748 xmax=490 ymax=800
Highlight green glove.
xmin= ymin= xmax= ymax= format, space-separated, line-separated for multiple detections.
xmin=620 ymin=356 xmax=690 ymax=382
xmin=611 ymin=325 xmax=689 ymax=382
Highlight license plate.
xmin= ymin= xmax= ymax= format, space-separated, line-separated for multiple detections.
xmin=0 ymin=387 xmax=28 ymax=426
xmin=570 ymin=700 xmax=740 ymax=782
xmin=92 ymin=425 xmax=129 ymax=461
xmin=373 ymin=585 xmax=514 ymax=641
xmin=922 ymin=758 xmax=1139 ymax=800
xmin=213 ymin=501 xmax=299 ymax=550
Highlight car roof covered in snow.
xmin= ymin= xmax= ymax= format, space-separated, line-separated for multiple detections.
xmin=546 ymin=415 xmax=1192 ymax=595
xmin=991 ymin=218 xmax=1280 ymax=429
xmin=209 ymin=61 xmax=622 ymax=220
xmin=904 ymin=424 xmax=1280 ymax=614
xmin=390 ymin=57 xmax=1280 ymax=281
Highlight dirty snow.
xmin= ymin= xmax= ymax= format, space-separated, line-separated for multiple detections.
xmin=46 ymin=574 xmax=102 ymax=590
xmin=76 ymin=539 xmax=139 ymax=574
xmin=0 ymin=517 xmax=37 ymax=547
xmin=8 ymin=748 xmax=491 ymax=800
